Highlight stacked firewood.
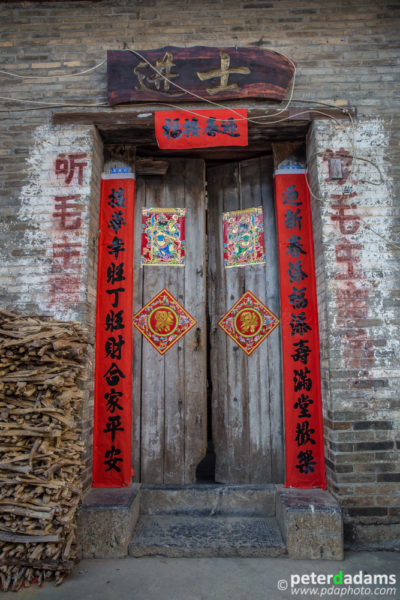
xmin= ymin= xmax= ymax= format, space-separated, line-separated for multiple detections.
xmin=0 ymin=308 xmax=88 ymax=591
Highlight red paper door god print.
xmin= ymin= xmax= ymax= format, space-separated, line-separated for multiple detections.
xmin=223 ymin=206 xmax=266 ymax=268
xmin=274 ymin=170 xmax=326 ymax=490
xmin=218 ymin=290 xmax=280 ymax=355
xmin=141 ymin=208 xmax=185 ymax=266
xmin=133 ymin=289 xmax=197 ymax=355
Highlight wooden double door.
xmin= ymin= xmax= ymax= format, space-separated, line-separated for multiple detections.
xmin=132 ymin=157 xmax=283 ymax=484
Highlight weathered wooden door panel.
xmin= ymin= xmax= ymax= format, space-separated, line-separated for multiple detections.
xmin=207 ymin=156 xmax=284 ymax=484
xmin=133 ymin=159 xmax=207 ymax=484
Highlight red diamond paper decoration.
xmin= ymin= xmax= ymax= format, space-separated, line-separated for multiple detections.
xmin=218 ymin=290 xmax=280 ymax=356
xmin=133 ymin=288 xmax=197 ymax=355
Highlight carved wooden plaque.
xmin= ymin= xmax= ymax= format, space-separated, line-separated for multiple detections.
xmin=107 ymin=46 xmax=295 ymax=105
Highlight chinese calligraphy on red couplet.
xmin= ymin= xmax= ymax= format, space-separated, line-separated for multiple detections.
xmin=92 ymin=174 xmax=135 ymax=487
xmin=274 ymin=170 xmax=326 ymax=489
xmin=154 ymin=109 xmax=248 ymax=149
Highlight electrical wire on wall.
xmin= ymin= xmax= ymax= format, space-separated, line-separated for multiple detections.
xmin=0 ymin=48 xmax=398 ymax=252
xmin=124 ymin=49 xmax=400 ymax=254
xmin=0 ymin=59 xmax=107 ymax=79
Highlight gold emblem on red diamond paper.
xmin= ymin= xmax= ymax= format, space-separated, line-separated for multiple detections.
xmin=218 ymin=290 xmax=280 ymax=355
xmin=133 ymin=288 xmax=196 ymax=355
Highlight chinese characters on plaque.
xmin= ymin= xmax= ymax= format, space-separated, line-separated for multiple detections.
xmin=274 ymin=170 xmax=326 ymax=489
xmin=107 ymin=46 xmax=295 ymax=105
xmin=92 ymin=174 xmax=135 ymax=487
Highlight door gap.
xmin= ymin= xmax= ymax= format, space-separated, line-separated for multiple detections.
xmin=195 ymin=200 xmax=216 ymax=484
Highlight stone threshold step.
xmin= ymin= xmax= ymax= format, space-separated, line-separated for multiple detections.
xmin=139 ymin=483 xmax=276 ymax=517
xmin=128 ymin=515 xmax=286 ymax=558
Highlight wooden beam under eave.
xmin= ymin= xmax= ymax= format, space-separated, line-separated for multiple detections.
xmin=52 ymin=105 xmax=355 ymax=149
xmin=272 ymin=141 xmax=305 ymax=170
xmin=52 ymin=106 xmax=355 ymax=129
xmin=104 ymin=145 xmax=136 ymax=173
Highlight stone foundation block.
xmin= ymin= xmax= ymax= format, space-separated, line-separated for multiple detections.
xmin=77 ymin=484 xmax=141 ymax=558
xmin=276 ymin=487 xmax=343 ymax=560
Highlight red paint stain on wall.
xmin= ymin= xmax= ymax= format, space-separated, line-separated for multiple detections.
xmin=49 ymin=152 xmax=87 ymax=309
xmin=329 ymin=171 xmax=374 ymax=369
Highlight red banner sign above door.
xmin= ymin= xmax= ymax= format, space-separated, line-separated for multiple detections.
xmin=155 ymin=109 xmax=248 ymax=149
xmin=107 ymin=46 xmax=295 ymax=105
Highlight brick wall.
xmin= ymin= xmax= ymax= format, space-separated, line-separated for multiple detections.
xmin=2 ymin=0 xmax=398 ymax=312
xmin=7 ymin=122 xmax=104 ymax=489
xmin=308 ymin=118 xmax=400 ymax=548
xmin=0 ymin=0 xmax=399 ymax=546
xmin=11 ymin=124 xmax=102 ymax=321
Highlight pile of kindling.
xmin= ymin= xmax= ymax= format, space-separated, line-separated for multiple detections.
xmin=0 ymin=308 xmax=88 ymax=591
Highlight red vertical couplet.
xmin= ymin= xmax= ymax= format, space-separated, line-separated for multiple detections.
xmin=92 ymin=174 xmax=135 ymax=487
xmin=274 ymin=170 xmax=326 ymax=489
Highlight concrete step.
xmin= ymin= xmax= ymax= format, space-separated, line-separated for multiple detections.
xmin=129 ymin=515 xmax=286 ymax=558
xmin=139 ymin=484 xmax=276 ymax=517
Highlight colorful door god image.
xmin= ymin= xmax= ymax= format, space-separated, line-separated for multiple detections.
xmin=223 ymin=206 xmax=266 ymax=268
xmin=141 ymin=207 xmax=185 ymax=266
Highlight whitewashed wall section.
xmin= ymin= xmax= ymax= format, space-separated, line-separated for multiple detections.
xmin=16 ymin=124 xmax=102 ymax=322
xmin=308 ymin=116 xmax=400 ymax=438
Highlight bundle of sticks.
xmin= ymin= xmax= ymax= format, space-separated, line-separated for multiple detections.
xmin=0 ymin=308 xmax=88 ymax=591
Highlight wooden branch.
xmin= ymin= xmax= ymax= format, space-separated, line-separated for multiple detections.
xmin=0 ymin=532 xmax=60 ymax=543
xmin=0 ymin=558 xmax=74 ymax=571
xmin=0 ymin=307 xmax=88 ymax=590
